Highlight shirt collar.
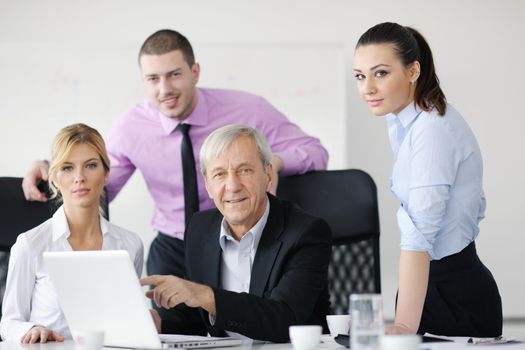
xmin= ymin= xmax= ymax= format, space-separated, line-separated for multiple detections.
xmin=51 ymin=205 xmax=113 ymax=242
xmin=388 ymin=102 xmax=422 ymax=129
xmin=219 ymin=198 xmax=270 ymax=252
xmin=386 ymin=103 xmax=423 ymax=157
xmin=157 ymin=88 xmax=209 ymax=135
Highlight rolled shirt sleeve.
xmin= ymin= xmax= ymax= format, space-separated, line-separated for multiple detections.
xmin=398 ymin=185 xmax=451 ymax=259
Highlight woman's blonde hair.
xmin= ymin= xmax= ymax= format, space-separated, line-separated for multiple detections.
xmin=48 ymin=123 xmax=110 ymax=199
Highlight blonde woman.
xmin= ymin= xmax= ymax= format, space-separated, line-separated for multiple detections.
xmin=0 ymin=123 xmax=143 ymax=343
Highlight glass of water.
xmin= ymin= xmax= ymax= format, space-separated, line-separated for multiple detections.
xmin=349 ymin=294 xmax=384 ymax=350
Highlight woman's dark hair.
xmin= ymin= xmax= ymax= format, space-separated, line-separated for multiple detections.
xmin=356 ymin=22 xmax=447 ymax=116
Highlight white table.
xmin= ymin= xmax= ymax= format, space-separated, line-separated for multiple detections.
xmin=1 ymin=335 xmax=524 ymax=350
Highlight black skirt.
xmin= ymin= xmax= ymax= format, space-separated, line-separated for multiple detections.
xmin=417 ymin=241 xmax=502 ymax=337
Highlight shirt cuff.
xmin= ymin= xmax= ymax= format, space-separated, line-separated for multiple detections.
xmin=208 ymin=314 xmax=216 ymax=326
xmin=2 ymin=321 xmax=35 ymax=342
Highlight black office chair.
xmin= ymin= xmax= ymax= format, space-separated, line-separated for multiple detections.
xmin=0 ymin=177 xmax=57 ymax=317
xmin=277 ymin=169 xmax=381 ymax=315
xmin=0 ymin=177 xmax=109 ymax=317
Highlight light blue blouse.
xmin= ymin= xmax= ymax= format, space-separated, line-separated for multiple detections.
xmin=387 ymin=103 xmax=486 ymax=260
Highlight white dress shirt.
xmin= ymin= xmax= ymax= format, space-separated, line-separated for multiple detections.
xmin=0 ymin=205 xmax=144 ymax=341
xmin=387 ymin=103 xmax=486 ymax=260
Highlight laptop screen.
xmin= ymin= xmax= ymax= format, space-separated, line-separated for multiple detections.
xmin=44 ymin=250 xmax=243 ymax=349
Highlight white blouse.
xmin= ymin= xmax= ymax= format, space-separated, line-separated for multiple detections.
xmin=0 ymin=205 xmax=144 ymax=341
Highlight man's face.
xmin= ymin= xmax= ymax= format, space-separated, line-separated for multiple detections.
xmin=140 ymin=50 xmax=200 ymax=121
xmin=204 ymin=136 xmax=273 ymax=239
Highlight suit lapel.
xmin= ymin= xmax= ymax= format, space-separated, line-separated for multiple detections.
xmin=199 ymin=214 xmax=222 ymax=288
xmin=249 ymin=195 xmax=284 ymax=297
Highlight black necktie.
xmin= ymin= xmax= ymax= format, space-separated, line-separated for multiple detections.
xmin=176 ymin=123 xmax=199 ymax=226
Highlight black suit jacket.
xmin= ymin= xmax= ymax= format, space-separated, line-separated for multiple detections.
xmin=161 ymin=194 xmax=331 ymax=342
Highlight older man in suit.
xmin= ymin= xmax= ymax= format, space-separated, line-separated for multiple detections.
xmin=141 ymin=125 xmax=331 ymax=342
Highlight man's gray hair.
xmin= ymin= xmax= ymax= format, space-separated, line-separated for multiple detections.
xmin=200 ymin=124 xmax=272 ymax=176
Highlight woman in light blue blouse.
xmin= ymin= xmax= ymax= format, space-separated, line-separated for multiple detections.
xmin=353 ymin=22 xmax=502 ymax=337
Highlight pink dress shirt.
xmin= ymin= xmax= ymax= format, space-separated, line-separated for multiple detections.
xmin=105 ymin=87 xmax=328 ymax=239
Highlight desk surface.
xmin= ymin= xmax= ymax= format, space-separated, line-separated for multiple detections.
xmin=1 ymin=335 xmax=524 ymax=350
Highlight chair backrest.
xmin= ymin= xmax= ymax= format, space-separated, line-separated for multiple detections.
xmin=0 ymin=177 xmax=57 ymax=251
xmin=0 ymin=177 xmax=109 ymax=317
xmin=0 ymin=177 xmax=57 ymax=317
xmin=277 ymin=169 xmax=381 ymax=314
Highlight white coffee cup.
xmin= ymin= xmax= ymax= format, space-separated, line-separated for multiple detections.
xmin=72 ymin=330 xmax=105 ymax=350
xmin=326 ymin=315 xmax=351 ymax=338
xmin=381 ymin=334 xmax=421 ymax=350
xmin=289 ymin=325 xmax=322 ymax=350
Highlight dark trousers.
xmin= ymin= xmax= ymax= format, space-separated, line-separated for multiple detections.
xmin=146 ymin=233 xmax=186 ymax=320
xmin=147 ymin=232 xmax=186 ymax=277
xmin=417 ymin=242 xmax=502 ymax=337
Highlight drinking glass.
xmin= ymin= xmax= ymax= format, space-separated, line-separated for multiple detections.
xmin=349 ymin=294 xmax=384 ymax=350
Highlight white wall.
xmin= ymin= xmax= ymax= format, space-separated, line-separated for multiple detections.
xmin=1 ymin=0 xmax=524 ymax=320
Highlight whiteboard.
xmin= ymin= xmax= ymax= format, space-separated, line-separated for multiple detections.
xmin=0 ymin=42 xmax=346 ymax=173
xmin=196 ymin=43 xmax=347 ymax=169
xmin=0 ymin=42 xmax=143 ymax=175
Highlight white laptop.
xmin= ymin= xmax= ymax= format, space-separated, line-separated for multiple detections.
xmin=43 ymin=250 xmax=243 ymax=349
